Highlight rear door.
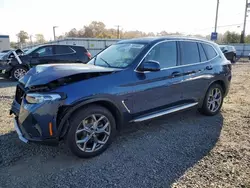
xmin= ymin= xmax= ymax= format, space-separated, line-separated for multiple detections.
xmin=53 ymin=45 xmax=76 ymax=63
xmin=179 ymin=41 xmax=216 ymax=103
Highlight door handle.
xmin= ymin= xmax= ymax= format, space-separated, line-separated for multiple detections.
xmin=206 ymin=65 xmax=213 ymax=70
xmin=171 ymin=71 xmax=182 ymax=77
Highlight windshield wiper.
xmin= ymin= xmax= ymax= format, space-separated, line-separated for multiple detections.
xmin=99 ymin=57 xmax=111 ymax=67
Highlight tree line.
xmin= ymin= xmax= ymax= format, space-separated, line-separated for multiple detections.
xmin=12 ymin=21 xmax=250 ymax=48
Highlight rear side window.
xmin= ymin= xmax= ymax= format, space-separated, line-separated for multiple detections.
xmin=198 ymin=43 xmax=207 ymax=62
xmin=180 ymin=41 xmax=200 ymax=65
xmin=202 ymin=43 xmax=217 ymax=60
xmin=55 ymin=46 xmax=74 ymax=55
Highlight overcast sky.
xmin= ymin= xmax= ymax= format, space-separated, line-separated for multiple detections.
xmin=0 ymin=0 xmax=248 ymax=41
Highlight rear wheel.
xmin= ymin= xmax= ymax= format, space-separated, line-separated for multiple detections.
xmin=66 ymin=105 xmax=116 ymax=158
xmin=199 ymin=83 xmax=224 ymax=116
xmin=11 ymin=66 xmax=28 ymax=81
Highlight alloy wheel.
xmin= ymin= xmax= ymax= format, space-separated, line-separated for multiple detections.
xmin=75 ymin=114 xmax=111 ymax=152
xmin=14 ymin=68 xmax=27 ymax=80
xmin=207 ymin=88 xmax=222 ymax=112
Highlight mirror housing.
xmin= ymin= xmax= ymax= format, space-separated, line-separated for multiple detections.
xmin=137 ymin=60 xmax=160 ymax=72
xmin=32 ymin=52 xmax=39 ymax=58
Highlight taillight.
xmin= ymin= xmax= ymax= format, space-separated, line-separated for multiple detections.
xmin=85 ymin=51 xmax=92 ymax=59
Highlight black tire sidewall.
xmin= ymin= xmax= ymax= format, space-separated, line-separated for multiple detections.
xmin=11 ymin=66 xmax=28 ymax=81
xmin=201 ymin=84 xmax=224 ymax=116
xmin=66 ymin=105 xmax=116 ymax=158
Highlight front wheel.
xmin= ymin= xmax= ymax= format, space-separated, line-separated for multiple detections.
xmin=11 ymin=66 xmax=28 ymax=81
xmin=66 ymin=105 xmax=116 ymax=158
xmin=199 ymin=83 xmax=224 ymax=116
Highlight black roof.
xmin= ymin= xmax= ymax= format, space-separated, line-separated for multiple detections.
xmin=118 ymin=36 xmax=215 ymax=45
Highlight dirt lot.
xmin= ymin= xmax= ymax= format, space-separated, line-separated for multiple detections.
xmin=0 ymin=64 xmax=249 ymax=188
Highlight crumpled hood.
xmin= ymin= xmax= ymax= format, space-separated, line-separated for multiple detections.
xmin=19 ymin=63 xmax=121 ymax=88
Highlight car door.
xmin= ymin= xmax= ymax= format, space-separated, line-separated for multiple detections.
xmin=129 ymin=41 xmax=184 ymax=114
xmin=30 ymin=46 xmax=55 ymax=66
xmin=180 ymin=41 xmax=217 ymax=103
xmin=53 ymin=45 xmax=76 ymax=63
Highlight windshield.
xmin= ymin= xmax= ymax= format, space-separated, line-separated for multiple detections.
xmin=87 ymin=43 xmax=145 ymax=68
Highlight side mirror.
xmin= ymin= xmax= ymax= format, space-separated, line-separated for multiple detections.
xmin=223 ymin=49 xmax=228 ymax=53
xmin=137 ymin=60 xmax=160 ymax=72
xmin=32 ymin=52 xmax=39 ymax=58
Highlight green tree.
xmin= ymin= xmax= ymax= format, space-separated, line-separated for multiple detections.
xmin=16 ymin=30 xmax=29 ymax=44
xmin=223 ymin=31 xmax=240 ymax=43
xmin=10 ymin=42 xmax=18 ymax=49
xmin=35 ymin=34 xmax=46 ymax=43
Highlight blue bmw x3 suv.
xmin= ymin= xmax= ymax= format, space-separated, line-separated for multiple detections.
xmin=10 ymin=37 xmax=232 ymax=158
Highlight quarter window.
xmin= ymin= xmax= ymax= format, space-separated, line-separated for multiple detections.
xmin=202 ymin=43 xmax=217 ymax=60
xmin=144 ymin=41 xmax=177 ymax=68
xmin=180 ymin=41 xmax=200 ymax=65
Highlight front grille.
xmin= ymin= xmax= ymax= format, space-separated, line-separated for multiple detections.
xmin=15 ymin=84 xmax=25 ymax=104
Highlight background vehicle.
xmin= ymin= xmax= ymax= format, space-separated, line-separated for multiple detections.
xmin=10 ymin=37 xmax=231 ymax=158
xmin=219 ymin=45 xmax=237 ymax=63
xmin=0 ymin=44 xmax=91 ymax=80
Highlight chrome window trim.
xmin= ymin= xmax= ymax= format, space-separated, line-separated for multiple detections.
xmin=134 ymin=39 xmax=219 ymax=73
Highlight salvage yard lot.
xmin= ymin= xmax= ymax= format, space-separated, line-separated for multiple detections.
xmin=0 ymin=64 xmax=250 ymax=188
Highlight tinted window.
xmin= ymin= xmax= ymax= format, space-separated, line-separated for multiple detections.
xmin=198 ymin=43 xmax=207 ymax=61
xmin=36 ymin=46 xmax=53 ymax=57
xmin=202 ymin=43 xmax=217 ymax=60
xmin=144 ymin=41 xmax=177 ymax=68
xmin=180 ymin=41 xmax=199 ymax=65
xmin=55 ymin=46 xmax=74 ymax=54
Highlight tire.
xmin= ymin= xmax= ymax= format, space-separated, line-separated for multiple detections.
xmin=11 ymin=66 xmax=28 ymax=81
xmin=66 ymin=105 xmax=116 ymax=158
xmin=199 ymin=83 xmax=224 ymax=116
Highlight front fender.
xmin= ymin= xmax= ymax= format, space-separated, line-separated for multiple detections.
xmin=57 ymin=96 xmax=125 ymax=138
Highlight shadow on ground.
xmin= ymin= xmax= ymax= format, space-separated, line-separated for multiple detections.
xmin=0 ymin=109 xmax=223 ymax=188
xmin=0 ymin=78 xmax=17 ymax=88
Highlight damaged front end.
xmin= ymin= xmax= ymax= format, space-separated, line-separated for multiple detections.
xmin=10 ymin=63 xmax=120 ymax=145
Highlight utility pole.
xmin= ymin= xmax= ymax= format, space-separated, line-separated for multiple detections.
xmin=29 ymin=35 xmax=33 ymax=44
xmin=240 ymin=0 xmax=248 ymax=43
xmin=214 ymin=0 xmax=220 ymax=33
xmin=115 ymin=25 xmax=120 ymax=39
xmin=53 ymin=26 xmax=58 ymax=41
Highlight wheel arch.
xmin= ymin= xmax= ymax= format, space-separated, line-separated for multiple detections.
xmin=57 ymin=98 xmax=124 ymax=139
xmin=199 ymin=79 xmax=226 ymax=108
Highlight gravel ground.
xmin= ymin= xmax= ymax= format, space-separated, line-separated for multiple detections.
xmin=0 ymin=64 xmax=249 ymax=188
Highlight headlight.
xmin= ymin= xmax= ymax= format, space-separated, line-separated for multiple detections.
xmin=26 ymin=93 xmax=62 ymax=104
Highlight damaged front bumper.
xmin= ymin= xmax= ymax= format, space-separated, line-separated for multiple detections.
xmin=0 ymin=62 xmax=12 ymax=75
xmin=10 ymin=92 xmax=65 ymax=146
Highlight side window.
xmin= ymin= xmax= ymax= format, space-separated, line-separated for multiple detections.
xmin=198 ymin=43 xmax=207 ymax=62
xmin=180 ymin=41 xmax=200 ymax=65
xmin=55 ymin=46 xmax=74 ymax=55
xmin=202 ymin=43 xmax=217 ymax=60
xmin=144 ymin=41 xmax=177 ymax=68
xmin=36 ymin=46 xmax=53 ymax=57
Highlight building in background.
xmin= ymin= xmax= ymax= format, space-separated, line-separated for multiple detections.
xmin=0 ymin=35 xmax=10 ymax=52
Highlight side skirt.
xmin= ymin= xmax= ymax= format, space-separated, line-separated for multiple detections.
xmin=131 ymin=102 xmax=198 ymax=123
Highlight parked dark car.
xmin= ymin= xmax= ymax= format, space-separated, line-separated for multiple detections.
xmin=0 ymin=44 xmax=91 ymax=80
xmin=10 ymin=37 xmax=232 ymax=158
xmin=219 ymin=45 xmax=237 ymax=63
